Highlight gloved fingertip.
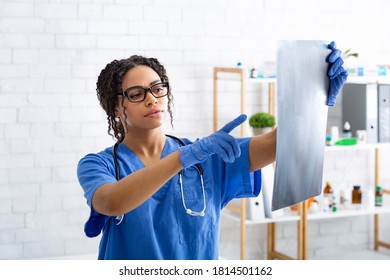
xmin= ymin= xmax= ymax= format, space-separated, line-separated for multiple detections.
xmin=221 ymin=153 xmax=229 ymax=163
xmin=220 ymin=114 xmax=247 ymax=133
xmin=327 ymin=100 xmax=336 ymax=106
xmin=327 ymin=49 xmax=341 ymax=63
xmin=328 ymin=41 xmax=336 ymax=50
xmin=239 ymin=113 xmax=248 ymax=122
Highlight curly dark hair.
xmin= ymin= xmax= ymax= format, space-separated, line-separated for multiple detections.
xmin=96 ymin=55 xmax=174 ymax=142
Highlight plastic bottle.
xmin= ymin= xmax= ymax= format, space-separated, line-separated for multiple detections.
xmin=375 ymin=186 xmax=383 ymax=207
xmin=339 ymin=189 xmax=348 ymax=210
xmin=325 ymin=135 xmax=333 ymax=146
xmin=363 ymin=189 xmax=374 ymax=210
xmin=352 ymin=185 xmax=362 ymax=204
xmin=321 ymin=197 xmax=329 ymax=212
xmin=250 ymin=67 xmax=258 ymax=78
xmin=342 ymin=121 xmax=352 ymax=138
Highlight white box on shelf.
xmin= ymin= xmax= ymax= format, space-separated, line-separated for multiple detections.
xmin=262 ymin=164 xmax=284 ymax=218
xmin=247 ymin=192 xmax=265 ymax=220
xmin=228 ymin=192 xmax=265 ymax=221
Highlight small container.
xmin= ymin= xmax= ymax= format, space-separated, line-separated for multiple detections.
xmin=321 ymin=198 xmax=330 ymax=212
xmin=363 ymin=189 xmax=375 ymax=210
xmin=342 ymin=121 xmax=352 ymax=138
xmin=323 ymin=182 xmax=334 ymax=210
xmin=339 ymin=189 xmax=349 ymax=209
xmin=352 ymin=185 xmax=362 ymax=204
xmin=250 ymin=67 xmax=258 ymax=78
xmin=375 ymin=186 xmax=383 ymax=207
xmin=330 ymin=126 xmax=340 ymax=142
xmin=325 ymin=135 xmax=333 ymax=146
xmin=323 ymin=181 xmax=333 ymax=199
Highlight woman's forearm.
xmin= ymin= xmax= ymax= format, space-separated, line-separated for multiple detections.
xmin=92 ymin=151 xmax=183 ymax=216
xmin=248 ymin=128 xmax=276 ymax=172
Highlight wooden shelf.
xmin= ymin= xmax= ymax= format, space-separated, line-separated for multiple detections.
xmin=214 ymin=67 xmax=277 ymax=260
xmin=215 ymin=67 xmax=390 ymax=260
xmin=346 ymin=76 xmax=390 ymax=84
xmin=307 ymin=207 xmax=390 ymax=221
xmin=221 ymin=209 xmax=300 ymax=225
xmin=325 ymin=142 xmax=390 ymax=151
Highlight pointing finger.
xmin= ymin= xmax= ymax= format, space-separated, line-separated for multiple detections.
xmin=220 ymin=114 xmax=247 ymax=134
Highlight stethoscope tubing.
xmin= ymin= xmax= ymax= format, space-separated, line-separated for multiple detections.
xmin=112 ymin=135 xmax=206 ymax=225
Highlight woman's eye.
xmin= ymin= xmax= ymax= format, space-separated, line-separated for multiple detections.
xmin=129 ymin=92 xmax=143 ymax=99
xmin=153 ymin=85 xmax=166 ymax=94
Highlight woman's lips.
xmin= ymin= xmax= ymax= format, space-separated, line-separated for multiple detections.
xmin=145 ymin=109 xmax=163 ymax=117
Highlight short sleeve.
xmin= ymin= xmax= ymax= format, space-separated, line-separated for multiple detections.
xmin=77 ymin=152 xmax=117 ymax=207
xmin=213 ymin=137 xmax=262 ymax=208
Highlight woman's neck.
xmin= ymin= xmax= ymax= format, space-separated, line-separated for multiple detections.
xmin=122 ymin=130 xmax=166 ymax=164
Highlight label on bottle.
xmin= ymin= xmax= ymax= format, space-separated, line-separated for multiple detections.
xmin=375 ymin=195 xmax=383 ymax=206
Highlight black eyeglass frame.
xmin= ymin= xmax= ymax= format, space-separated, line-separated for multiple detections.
xmin=118 ymin=82 xmax=170 ymax=103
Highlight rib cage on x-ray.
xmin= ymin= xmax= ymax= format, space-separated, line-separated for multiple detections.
xmin=272 ymin=41 xmax=330 ymax=211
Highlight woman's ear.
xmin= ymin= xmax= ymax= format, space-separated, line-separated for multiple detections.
xmin=114 ymin=106 xmax=120 ymax=119
xmin=114 ymin=106 xmax=122 ymax=124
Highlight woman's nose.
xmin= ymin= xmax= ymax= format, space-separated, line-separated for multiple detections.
xmin=145 ymin=90 xmax=157 ymax=106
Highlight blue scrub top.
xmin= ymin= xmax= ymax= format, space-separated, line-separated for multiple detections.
xmin=77 ymin=136 xmax=261 ymax=260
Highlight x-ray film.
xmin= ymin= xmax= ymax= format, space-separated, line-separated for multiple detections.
xmin=272 ymin=40 xmax=330 ymax=211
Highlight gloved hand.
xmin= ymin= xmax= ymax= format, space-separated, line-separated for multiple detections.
xmin=327 ymin=41 xmax=348 ymax=106
xmin=179 ymin=114 xmax=247 ymax=169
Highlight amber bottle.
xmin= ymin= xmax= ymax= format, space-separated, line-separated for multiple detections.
xmin=323 ymin=181 xmax=333 ymax=199
xmin=352 ymin=185 xmax=362 ymax=204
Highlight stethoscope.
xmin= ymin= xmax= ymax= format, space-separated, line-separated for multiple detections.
xmin=112 ymin=135 xmax=206 ymax=225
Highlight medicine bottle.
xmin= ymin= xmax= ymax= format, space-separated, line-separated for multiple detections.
xmin=352 ymin=185 xmax=362 ymax=204
xmin=323 ymin=181 xmax=333 ymax=198
xmin=250 ymin=67 xmax=258 ymax=78
xmin=342 ymin=121 xmax=352 ymax=138
xmin=325 ymin=135 xmax=333 ymax=146
xmin=375 ymin=186 xmax=383 ymax=207
xmin=323 ymin=181 xmax=334 ymax=209
xmin=339 ymin=189 xmax=348 ymax=209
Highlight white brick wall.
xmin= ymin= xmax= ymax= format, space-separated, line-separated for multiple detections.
xmin=1 ymin=0 xmax=390 ymax=260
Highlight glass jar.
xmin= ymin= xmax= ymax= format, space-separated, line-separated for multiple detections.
xmin=375 ymin=185 xmax=383 ymax=207
xmin=352 ymin=185 xmax=362 ymax=204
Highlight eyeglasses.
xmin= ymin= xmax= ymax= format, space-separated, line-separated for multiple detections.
xmin=118 ymin=82 xmax=169 ymax=103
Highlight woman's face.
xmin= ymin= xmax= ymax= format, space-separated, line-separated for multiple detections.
xmin=116 ymin=65 xmax=168 ymax=133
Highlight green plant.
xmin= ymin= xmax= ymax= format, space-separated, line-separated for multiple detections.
xmin=343 ymin=49 xmax=359 ymax=59
xmin=249 ymin=112 xmax=275 ymax=129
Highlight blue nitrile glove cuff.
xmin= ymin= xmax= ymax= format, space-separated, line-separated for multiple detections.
xmin=84 ymin=208 xmax=106 ymax=238
xmin=179 ymin=143 xmax=204 ymax=169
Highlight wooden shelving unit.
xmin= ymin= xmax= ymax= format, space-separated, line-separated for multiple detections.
xmin=214 ymin=68 xmax=390 ymax=260
xmin=214 ymin=67 xmax=304 ymax=259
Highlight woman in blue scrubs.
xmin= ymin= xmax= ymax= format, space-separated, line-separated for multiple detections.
xmin=77 ymin=44 xmax=347 ymax=260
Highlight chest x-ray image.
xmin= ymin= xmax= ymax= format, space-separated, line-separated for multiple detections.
xmin=273 ymin=40 xmax=330 ymax=211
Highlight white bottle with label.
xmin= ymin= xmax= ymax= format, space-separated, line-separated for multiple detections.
xmin=342 ymin=121 xmax=352 ymax=138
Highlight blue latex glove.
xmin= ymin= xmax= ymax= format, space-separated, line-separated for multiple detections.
xmin=327 ymin=41 xmax=348 ymax=106
xmin=84 ymin=208 xmax=105 ymax=238
xmin=179 ymin=114 xmax=247 ymax=169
